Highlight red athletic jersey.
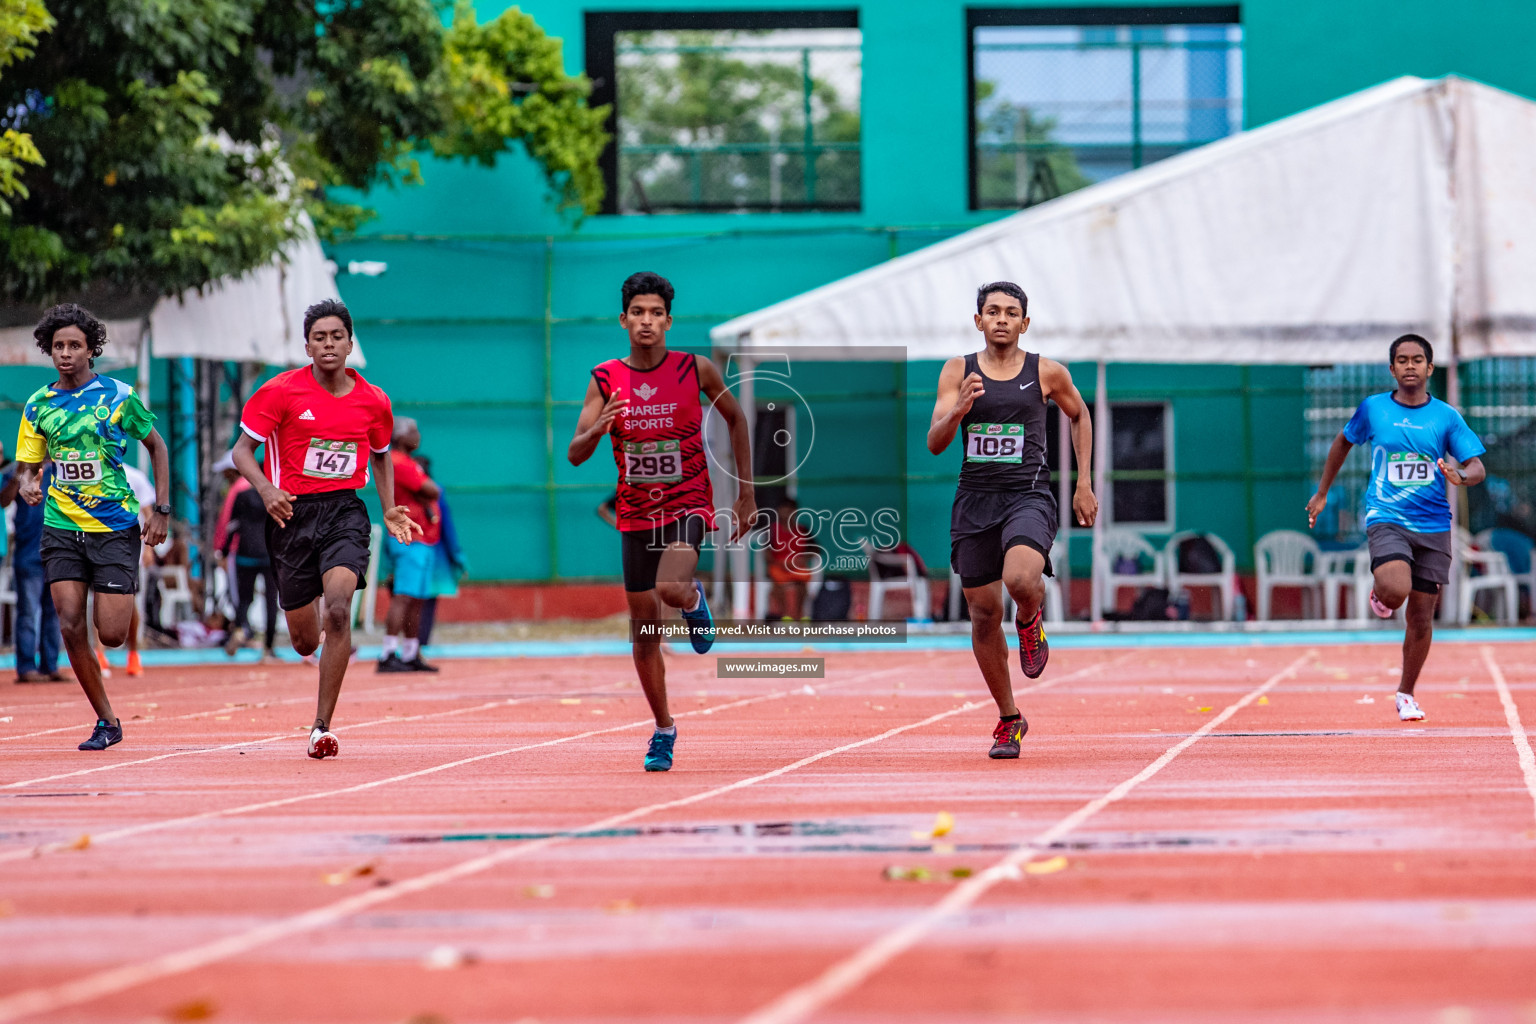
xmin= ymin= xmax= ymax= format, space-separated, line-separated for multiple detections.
xmin=239 ymin=367 xmax=392 ymax=495
xmin=592 ymin=351 xmax=715 ymax=532
xmin=391 ymin=449 xmax=441 ymax=546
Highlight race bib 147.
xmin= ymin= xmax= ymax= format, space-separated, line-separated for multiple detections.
xmin=964 ymin=423 xmax=1025 ymax=463
xmin=304 ymin=438 xmax=358 ymax=479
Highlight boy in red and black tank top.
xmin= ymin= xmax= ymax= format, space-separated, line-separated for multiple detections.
xmin=569 ymin=272 xmax=756 ymax=772
xmin=233 ymin=299 xmax=423 ymax=761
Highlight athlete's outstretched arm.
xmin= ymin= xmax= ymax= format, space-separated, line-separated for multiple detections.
xmin=371 ymin=450 xmax=423 ymax=544
xmin=139 ymin=427 xmax=172 ymax=546
xmin=1440 ymin=455 xmax=1485 ymax=487
xmin=698 ymin=356 xmax=757 ymax=540
xmin=927 ymin=357 xmax=982 ymax=455
xmin=232 ymin=433 xmax=294 ymax=527
xmin=1040 ymin=358 xmax=1098 ymax=528
xmin=1306 ymin=433 xmax=1355 ymax=528
xmin=568 ymin=377 xmax=627 ymax=466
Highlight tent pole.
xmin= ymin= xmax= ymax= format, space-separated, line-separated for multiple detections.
xmin=731 ymin=357 xmax=755 ymax=620
xmin=1057 ymin=404 xmax=1071 ymax=610
xmin=135 ymin=319 xmax=152 ymax=471
xmin=1091 ymin=360 xmax=1108 ymax=625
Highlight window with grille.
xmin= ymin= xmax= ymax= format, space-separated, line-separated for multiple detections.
xmin=587 ymin=12 xmax=860 ymax=215
xmin=969 ymin=7 xmax=1242 ymax=210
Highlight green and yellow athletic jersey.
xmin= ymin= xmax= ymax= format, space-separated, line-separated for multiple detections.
xmin=15 ymin=375 xmax=156 ymax=533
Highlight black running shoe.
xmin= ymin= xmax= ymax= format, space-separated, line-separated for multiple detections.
xmin=79 ymin=718 xmax=122 ymax=751
xmin=376 ymin=653 xmax=412 ymax=673
xmin=1017 ymin=607 xmax=1049 ymax=679
xmin=406 ymin=655 xmax=439 ymax=673
xmin=988 ymin=715 xmax=1028 ymax=759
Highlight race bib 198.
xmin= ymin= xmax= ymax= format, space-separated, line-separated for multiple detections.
xmin=304 ymin=438 xmax=359 ymax=479
xmin=623 ymin=439 xmax=682 ymax=483
xmin=55 ymin=450 xmax=102 ymax=485
xmin=1386 ymin=452 xmax=1435 ymax=488
xmin=964 ymin=423 xmax=1025 ymax=463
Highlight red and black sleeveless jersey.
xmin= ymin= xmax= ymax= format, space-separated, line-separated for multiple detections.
xmin=592 ymin=351 xmax=716 ymax=532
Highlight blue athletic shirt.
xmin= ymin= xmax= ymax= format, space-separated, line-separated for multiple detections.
xmin=1343 ymin=392 xmax=1484 ymax=533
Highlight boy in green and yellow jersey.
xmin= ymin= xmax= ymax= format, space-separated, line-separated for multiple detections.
xmin=14 ymin=304 xmax=172 ymax=751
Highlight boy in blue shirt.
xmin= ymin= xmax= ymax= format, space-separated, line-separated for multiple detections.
xmin=1307 ymin=334 xmax=1485 ymax=722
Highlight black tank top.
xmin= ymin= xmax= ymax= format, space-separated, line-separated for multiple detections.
xmin=957 ymin=350 xmax=1049 ymax=492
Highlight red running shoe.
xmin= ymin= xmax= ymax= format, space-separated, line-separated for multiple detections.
xmin=989 ymin=715 xmax=1028 ymax=759
xmin=1018 ymin=606 xmax=1049 ymax=679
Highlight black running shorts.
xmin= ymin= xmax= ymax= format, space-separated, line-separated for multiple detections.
xmin=950 ymin=488 xmax=1057 ymax=588
xmin=41 ymin=523 xmax=141 ymax=595
xmin=621 ymin=514 xmax=707 ymax=593
xmin=267 ymin=490 xmax=372 ymax=610
xmin=1366 ymin=522 xmax=1452 ymax=590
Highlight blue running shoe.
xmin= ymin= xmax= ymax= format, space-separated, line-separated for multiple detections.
xmin=680 ymin=580 xmax=715 ymax=654
xmin=644 ymin=729 xmax=676 ymax=772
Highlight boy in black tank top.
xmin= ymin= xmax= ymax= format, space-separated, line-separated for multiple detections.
xmin=927 ymin=282 xmax=1098 ymax=759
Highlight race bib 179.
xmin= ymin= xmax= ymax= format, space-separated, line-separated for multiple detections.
xmin=964 ymin=423 xmax=1025 ymax=463
xmin=304 ymin=438 xmax=358 ymax=479
xmin=623 ymin=439 xmax=683 ymax=483
xmin=1386 ymin=452 xmax=1435 ymax=487
xmin=55 ymin=450 xmax=102 ymax=485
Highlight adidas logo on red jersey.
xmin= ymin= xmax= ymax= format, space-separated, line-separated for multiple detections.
xmin=299 ymin=409 xmax=316 ymax=420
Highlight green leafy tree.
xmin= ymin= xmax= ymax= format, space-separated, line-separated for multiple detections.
xmin=617 ymin=30 xmax=859 ymax=212
xmin=974 ymin=79 xmax=1091 ymax=209
xmin=0 ymin=0 xmax=607 ymax=304
xmin=0 ymin=0 xmax=52 ymax=215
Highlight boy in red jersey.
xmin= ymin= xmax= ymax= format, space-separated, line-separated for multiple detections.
xmin=569 ymin=272 xmax=756 ymax=772
xmin=231 ymin=299 xmax=422 ymax=759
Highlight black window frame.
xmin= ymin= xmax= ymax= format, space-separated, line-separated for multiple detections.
xmin=586 ymin=8 xmax=862 ymax=217
xmin=965 ymin=5 xmax=1241 ymax=212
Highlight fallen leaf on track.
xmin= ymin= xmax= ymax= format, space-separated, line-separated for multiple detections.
xmin=1355 ymin=695 xmax=1376 ymax=704
xmin=522 ymin=884 xmax=555 ymax=899
xmin=606 ymin=898 xmax=638 ymax=914
xmin=1024 ymin=856 xmax=1069 ymax=875
xmin=423 ymin=945 xmax=475 ymax=970
xmin=882 ymin=865 xmax=932 ymax=882
xmin=559 ymin=698 xmax=582 ymax=705
xmin=166 ymin=998 xmax=217 ymax=1020
xmin=1256 ymin=696 xmax=1269 ymax=706
xmin=912 ymin=810 xmax=954 ymax=839
xmin=949 ymin=867 xmax=974 ymax=879
xmin=68 ymin=835 xmax=90 ymax=851
xmin=322 ymin=861 xmax=377 ymax=885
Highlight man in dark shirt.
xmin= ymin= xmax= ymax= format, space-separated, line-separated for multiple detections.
xmin=1 ymin=450 xmax=64 ymax=682
xmin=221 ymin=483 xmax=278 ymax=660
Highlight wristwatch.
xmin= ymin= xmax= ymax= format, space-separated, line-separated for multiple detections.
xmin=153 ymin=503 xmax=173 ymax=516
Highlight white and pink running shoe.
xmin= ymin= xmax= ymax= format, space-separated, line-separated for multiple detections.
xmin=1395 ymin=692 xmax=1425 ymax=721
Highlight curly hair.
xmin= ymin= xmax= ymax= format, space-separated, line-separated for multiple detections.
xmin=33 ymin=304 xmax=108 ymax=368
xmin=303 ymin=298 xmax=353 ymax=340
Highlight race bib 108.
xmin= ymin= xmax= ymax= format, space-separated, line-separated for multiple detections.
xmin=1386 ymin=452 xmax=1435 ymax=487
xmin=55 ymin=450 xmax=102 ymax=485
xmin=964 ymin=423 xmax=1025 ymax=463
xmin=304 ymin=438 xmax=358 ymax=479
xmin=623 ymin=439 xmax=683 ymax=483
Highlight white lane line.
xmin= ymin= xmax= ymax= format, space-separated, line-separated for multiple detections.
xmin=1480 ymin=646 xmax=1536 ymax=827
xmin=0 ymin=657 xmax=1121 ymax=1020
xmin=0 ymin=663 xmax=911 ymax=862
xmin=735 ymin=650 xmax=1315 ymax=1024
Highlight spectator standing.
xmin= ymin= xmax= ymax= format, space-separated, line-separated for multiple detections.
xmin=1 ymin=448 xmax=64 ymax=682
xmin=378 ymin=417 xmax=441 ymax=673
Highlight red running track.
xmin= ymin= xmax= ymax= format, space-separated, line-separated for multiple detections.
xmin=1 ymin=642 xmax=1534 ymax=1023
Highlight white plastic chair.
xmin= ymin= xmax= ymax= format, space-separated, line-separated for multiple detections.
xmin=752 ymin=533 xmax=824 ymax=619
xmin=864 ymin=540 xmax=931 ymax=622
xmin=1319 ymin=544 xmax=1384 ymax=622
xmin=1253 ymin=530 xmax=1325 ymax=620
xmin=1095 ymin=530 xmax=1164 ymax=616
xmin=157 ymin=564 xmax=195 ymax=624
xmin=1475 ymin=528 xmax=1534 ymax=618
xmin=1458 ymin=529 xmax=1518 ymax=624
xmin=1164 ymin=531 xmax=1236 ymax=619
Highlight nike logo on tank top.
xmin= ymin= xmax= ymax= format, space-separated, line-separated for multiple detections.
xmin=957 ymin=350 xmax=1050 ymax=493
xmin=592 ymin=350 xmax=716 ymax=532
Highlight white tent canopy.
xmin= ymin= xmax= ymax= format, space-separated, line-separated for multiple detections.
xmin=0 ymin=216 xmax=361 ymax=369
xmin=712 ymin=76 xmax=1536 ymax=366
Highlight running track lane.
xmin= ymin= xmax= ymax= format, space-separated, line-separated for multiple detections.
xmin=0 ymin=654 xmax=1122 ymax=1020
